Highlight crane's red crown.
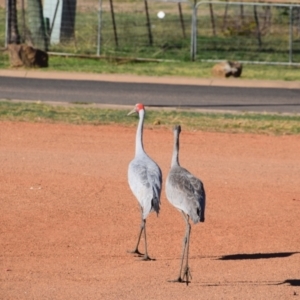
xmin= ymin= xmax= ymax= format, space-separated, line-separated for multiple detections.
xmin=135 ymin=103 xmax=145 ymax=112
xmin=127 ymin=103 xmax=145 ymax=116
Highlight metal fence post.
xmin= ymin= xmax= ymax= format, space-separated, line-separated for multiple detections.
xmin=97 ymin=0 xmax=102 ymax=56
xmin=5 ymin=0 xmax=8 ymax=47
xmin=144 ymin=0 xmax=153 ymax=46
xmin=289 ymin=5 xmax=293 ymax=64
xmin=190 ymin=3 xmax=197 ymax=61
xmin=109 ymin=0 xmax=118 ymax=47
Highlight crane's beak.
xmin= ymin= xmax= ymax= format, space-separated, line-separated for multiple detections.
xmin=127 ymin=108 xmax=136 ymax=116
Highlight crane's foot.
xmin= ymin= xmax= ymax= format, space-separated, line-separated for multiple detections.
xmin=168 ymin=268 xmax=192 ymax=285
xmin=140 ymin=254 xmax=155 ymax=261
xmin=127 ymin=249 xmax=154 ymax=261
xmin=127 ymin=249 xmax=144 ymax=257
xmin=168 ymin=277 xmax=184 ymax=283
xmin=168 ymin=277 xmax=191 ymax=285
xmin=182 ymin=266 xmax=192 ymax=286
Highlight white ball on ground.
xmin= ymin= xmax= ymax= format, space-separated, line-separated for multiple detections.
xmin=157 ymin=11 xmax=165 ymax=19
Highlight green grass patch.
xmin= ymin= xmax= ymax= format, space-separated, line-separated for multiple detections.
xmin=1 ymin=100 xmax=299 ymax=135
xmin=2 ymin=53 xmax=298 ymax=81
xmin=47 ymin=56 xmax=300 ymax=81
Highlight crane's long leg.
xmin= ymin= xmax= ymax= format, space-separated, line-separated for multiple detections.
xmin=128 ymin=207 xmax=152 ymax=260
xmin=128 ymin=208 xmax=144 ymax=256
xmin=182 ymin=215 xmax=192 ymax=285
xmin=169 ymin=212 xmax=191 ymax=284
xmin=141 ymin=219 xmax=152 ymax=261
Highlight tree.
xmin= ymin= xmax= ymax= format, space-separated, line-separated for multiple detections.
xmin=27 ymin=0 xmax=48 ymax=51
xmin=7 ymin=0 xmax=21 ymax=44
xmin=6 ymin=0 xmax=48 ymax=68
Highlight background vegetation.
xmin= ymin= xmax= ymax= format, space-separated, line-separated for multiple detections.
xmin=0 ymin=100 xmax=299 ymax=135
xmin=1 ymin=1 xmax=300 ymax=65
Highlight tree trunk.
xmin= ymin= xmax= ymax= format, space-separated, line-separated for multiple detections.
xmin=27 ymin=0 xmax=48 ymax=50
xmin=209 ymin=3 xmax=216 ymax=36
xmin=254 ymin=6 xmax=262 ymax=48
xmin=222 ymin=0 xmax=228 ymax=31
xmin=7 ymin=0 xmax=21 ymax=44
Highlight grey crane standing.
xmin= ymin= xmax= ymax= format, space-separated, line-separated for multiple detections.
xmin=165 ymin=125 xmax=206 ymax=285
xmin=127 ymin=103 xmax=162 ymax=261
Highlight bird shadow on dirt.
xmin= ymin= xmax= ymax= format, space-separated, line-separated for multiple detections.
xmin=218 ymin=251 xmax=300 ymax=260
xmin=276 ymin=279 xmax=300 ymax=286
xmin=192 ymin=251 xmax=299 ymax=261
xmin=192 ymin=252 xmax=300 ymax=287
xmin=194 ymin=279 xmax=300 ymax=287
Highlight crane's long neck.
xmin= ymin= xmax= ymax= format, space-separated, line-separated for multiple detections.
xmin=135 ymin=109 xmax=145 ymax=155
xmin=171 ymin=129 xmax=180 ymax=167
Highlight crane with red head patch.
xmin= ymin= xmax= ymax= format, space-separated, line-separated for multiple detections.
xmin=127 ymin=103 xmax=162 ymax=261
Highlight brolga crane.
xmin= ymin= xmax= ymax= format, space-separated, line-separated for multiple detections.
xmin=127 ymin=103 xmax=162 ymax=261
xmin=165 ymin=125 xmax=206 ymax=285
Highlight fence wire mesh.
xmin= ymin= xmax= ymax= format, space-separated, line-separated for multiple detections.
xmin=1 ymin=0 xmax=192 ymax=61
xmin=194 ymin=1 xmax=300 ymax=64
xmin=1 ymin=0 xmax=300 ymax=66
xmin=0 ymin=4 xmax=6 ymax=46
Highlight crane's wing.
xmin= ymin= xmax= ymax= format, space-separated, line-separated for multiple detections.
xmin=128 ymin=155 xmax=162 ymax=219
xmin=166 ymin=166 xmax=205 ymax=223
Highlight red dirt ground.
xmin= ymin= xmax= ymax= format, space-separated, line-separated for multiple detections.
xmin=0 ymin=121 xmax=300 ymax=299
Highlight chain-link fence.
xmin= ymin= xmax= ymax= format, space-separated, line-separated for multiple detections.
xmin=1 ymin=0 xmax=300 ymax=66
xmin=192 ymin=1 xmax=300 ymax=65
xmin=0 ymin=3 xmax=6 ymax=49
xmin=1 ymin=0 xmax=192 ymax=61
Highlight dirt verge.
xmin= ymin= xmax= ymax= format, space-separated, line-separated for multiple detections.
xmin=1 ymin=121 xmax=299 ymax=299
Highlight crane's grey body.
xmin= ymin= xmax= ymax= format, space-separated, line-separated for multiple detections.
xmin=127 ymin=103 xmax=162 ymax=260
xmin=128 ymin=152 xmax=161 ymax=220
xmin=166 ymin=125 xmax=205 ymax=284
xmin=166 ymin=165 xmax=205 ymax=224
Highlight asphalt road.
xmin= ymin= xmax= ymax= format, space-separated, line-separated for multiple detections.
xmin=1 ymin=75 xmax=300 ymax=114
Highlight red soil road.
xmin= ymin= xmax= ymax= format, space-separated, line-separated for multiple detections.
xmin=0 ymin=121 xmax=300 ymax=299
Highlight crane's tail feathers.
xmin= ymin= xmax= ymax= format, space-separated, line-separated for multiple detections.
xmin=151 ymin=195 xmax=160 ymax=216
xmin=142 ymin=186 xmax=161 ymax=219
xmin=151 ymin=184 xmax=161 ymax=216
xmin=200 ymin=187 xmax=206 ymax=222
xmin=142 ymin=196 xmax=160 ymax=219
